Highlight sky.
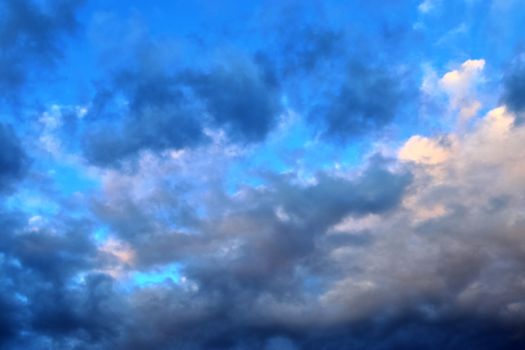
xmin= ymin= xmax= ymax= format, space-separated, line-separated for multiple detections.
xmin=1 ymin=0 xmax=525 ymax=349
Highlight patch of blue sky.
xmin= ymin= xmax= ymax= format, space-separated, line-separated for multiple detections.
xmin=49 ymin=163 xmax=99 ymax=195
xmin=416 ymin=0 xmax=525 ymax=71
xmin=4 ymin=189 xmax=60 ymax=217
xmin=14 ymin=293 xmax=29 ymax=304
xmin=4 ymin=162 xmax=99 ymax=224
xmin=93 ymin=227 xmax=110 ymax=243
xmin=130 ymin=263 xmax=182 ymax=288
xmin=225 ymin=164 xmax=265 ymax=195
xmin=224 ymin=120 xmax=309 ymax=193
xmin=47 ymin=41 xmax=97 ymax=106
xmin=302 ymin=276 xmax=325 ymax=296
xmin=224 ymin=117 xmax=370 ymax=193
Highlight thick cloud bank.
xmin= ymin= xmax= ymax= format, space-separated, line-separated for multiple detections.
xmin=4 ymin=106 xmax=525 ymax=349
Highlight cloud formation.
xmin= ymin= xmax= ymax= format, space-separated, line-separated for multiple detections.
xmin=16 ymin=103 xmax=525 ymax=348
xmin=82 ymin=27 xmax=282 ymax=166
xmin=2 ymin=1 xmax=525 ymax=349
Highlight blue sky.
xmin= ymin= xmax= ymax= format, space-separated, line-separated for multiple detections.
xmin=2 ymin=0 xmax=525 ymax=349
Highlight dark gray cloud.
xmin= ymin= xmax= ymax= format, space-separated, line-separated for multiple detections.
xmin=0 ymin=209 xmax=120 ymax=349
xmin=79 ymin=4 xmax=416 ymax=168
xmin=24 ymin=158 xmax=410 ymax=349
xmin=83 ymin=36 xmax=282 ymax=167
xmin=180 ymin=57 xmax=281 ymax=144
xmin=0 ymin=123 xmax=29 ymax=192
xmin=83 ymin=72 xmax=206 ymax=167
xmin=252 ymin=1 xmax=420 ymax=143
xmin=95 ymin=156 xmax=411 ymax=267
xmin=502 ymin=53 xmax=525 ymax=123
xmin=28 ymin=273 xmax=123 ymax=345
xmin=0 ymin=0 xmax=82 ymax=104
xmin=310 ymin=61 xmax=410 ymax=141
xmin=9 ymin=228 xmax=95 ymax=283
xmin=60 ymin=133 xmax=525 ymax=350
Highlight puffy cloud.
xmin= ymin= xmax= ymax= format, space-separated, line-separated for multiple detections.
xmin=82 ymin=87 xmax=206 ymax=167
xmin=388 ymin=105 xmax=525 ymax=314
xmin=82 ymin=24 xmax=282 ymax=166
xmin=81 ymin=46 xmax=207 ymax=166
xmin=440 ymin=59 xmax=485 ymax=95
xmin=398 ymin=135 xmax=451 ymax=165
xmin=439 ymin=59 xmax=485 ymax=121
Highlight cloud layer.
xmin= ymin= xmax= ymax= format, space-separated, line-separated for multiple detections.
xmin=1 ymin=1 xmax=525 ymax=349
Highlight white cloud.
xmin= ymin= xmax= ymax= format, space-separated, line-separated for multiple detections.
xmin=418 ymin=0 xmax=439 ymax=13
xmin=399 ymin=135 xmax=451 ymax=165
xmin=439 ymin=59 xmax=486 ymax=121
xmin=312 ymin=105 xmax=525 ymax=324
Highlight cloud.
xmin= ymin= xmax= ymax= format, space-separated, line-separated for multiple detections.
xmin=78 ymin=4 xmax=419 ymax=167
xmin=418 ymin=0 xmax=438 ymax=14
xmin=0 ymin=0 xmax=82 ymax=103
xmin=2 ymin=115 xmax=525 ymax=349
xmin=180 ymin=55 xmax=282 ymax=143
xmin=502 ymin=52 xmax=525 ymax=123
xmin=56 ymin=105 xmax=525 ymax=349
xmin=390 ymin=106 xmax=525 ymax=319
xmin=398 ymin=135 xmax=451 ymax=165
xmin=33 ymin=154 xmax=408 ymax=348
xmin=10 ymin=105 xmax=525 ymax=349
xmin=439 ymin=59 xmax=485 ymax=121
xmin=311 ymin=61 xmax=410 ymax=141
xmin=80 ymin=21 xmax=206 ymax=167
xmin=82 ymin=79 xmax=206 ymax=167
xmin=81 ymin=18 xmax=283 ymax=167
xmin=254 ymin=3 xmax=419 ymax=143
xmin=0 ymin=123 xmax=29 ymax=192
xmin=0 ymin=209 xmax=125 ymax=349
xmin=3 ymin=2 xmax=525 ymax=349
